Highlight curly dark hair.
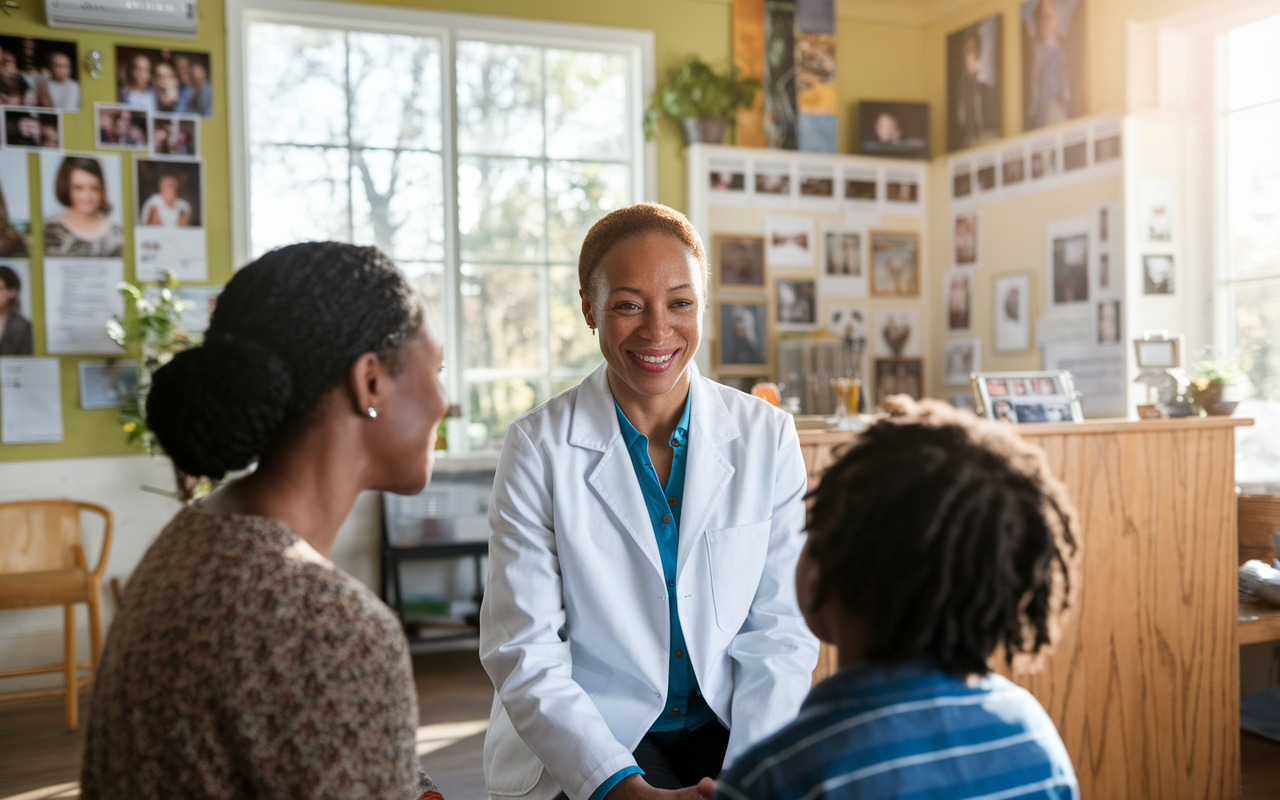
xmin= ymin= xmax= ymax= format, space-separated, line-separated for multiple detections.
xmin=146 ymin=242 xmax=424 ymax=480
xmin=805 ymin=398 xmax=1079 ymax=676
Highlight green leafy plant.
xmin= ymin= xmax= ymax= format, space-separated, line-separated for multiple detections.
xmin=1188 ymin=356 xmax=1245 ymax=415
xmin=106 ymin=273 xmax=199 ymax=457
xmin=644 ymin=57 xmax=760 ymax=141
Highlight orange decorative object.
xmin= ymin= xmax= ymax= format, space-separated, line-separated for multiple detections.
xmin=751 ymin=382 xmax=781 ymax=406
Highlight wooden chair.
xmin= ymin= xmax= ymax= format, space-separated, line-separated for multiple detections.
xmin=1238 ymin=494 xmax=1280 ymax=646
xmin=0 ymin=500 xmax=113 ymax=729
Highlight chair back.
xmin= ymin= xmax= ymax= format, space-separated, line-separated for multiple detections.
xmin=1239 ymin=494 xmax=1280 ymax=565
xmin=0 ymin=500 xmax=89 ymax=574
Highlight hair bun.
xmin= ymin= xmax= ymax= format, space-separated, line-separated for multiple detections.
xmin=146 ymin=337 xmax=293 ymax=479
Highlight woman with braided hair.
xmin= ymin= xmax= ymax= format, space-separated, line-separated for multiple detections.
xmin=82 ymin=242 xmax=448 ymax=800
xmin=714 ymin=397 xmax=1080 ymax=800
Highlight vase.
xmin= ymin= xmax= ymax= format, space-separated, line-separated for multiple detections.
xmin=682 ymin=117 xmax=727 ymax=145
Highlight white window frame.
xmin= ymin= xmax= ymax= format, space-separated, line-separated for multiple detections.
xmin=226 ymin=0 xmax=655 ymax=450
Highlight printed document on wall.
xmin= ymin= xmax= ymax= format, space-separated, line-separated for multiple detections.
xmin=43 ymin=258 xmax=125 ymax=355
xmin=1 ymin=357 xmax=64 ymax=444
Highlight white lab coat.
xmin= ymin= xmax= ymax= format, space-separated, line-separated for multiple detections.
xmin=479 ymin=363 xmax=819 ymax=800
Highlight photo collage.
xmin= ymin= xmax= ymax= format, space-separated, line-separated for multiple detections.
xmin=0 ymin=37 xmax=214 ymax=410
xmin=701 ymin=148 xmax=927 ymax=409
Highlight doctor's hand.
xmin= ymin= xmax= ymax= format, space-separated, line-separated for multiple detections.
xmin=606 ymin=774 xmax=715 ymax=800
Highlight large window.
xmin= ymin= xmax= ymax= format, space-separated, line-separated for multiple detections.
xmin=1223 ymin=14 xmax=1280 ymax=487
xmin=232 ymin=2 xmax=651 ymax=450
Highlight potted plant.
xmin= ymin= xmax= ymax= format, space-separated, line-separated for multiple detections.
xmin=107 ymin=273 xmax=207 ymax=500
xmin=1189 ymin=358 xmax=1244 ymax=416
xmin=644 ymin=57 xmax=759 ymax=145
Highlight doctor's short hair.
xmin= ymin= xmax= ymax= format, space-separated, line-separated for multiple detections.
xmin=805 ymin=397 xmax=1079 ymax=676
xmin=578 ymin=202 xmax=707 ymax=302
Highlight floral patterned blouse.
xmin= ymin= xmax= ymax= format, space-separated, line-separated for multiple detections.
xmin=81 ymin=505 xmax=442 ymax=800
xmin=43 ymin=219 xmax=124 ymax=258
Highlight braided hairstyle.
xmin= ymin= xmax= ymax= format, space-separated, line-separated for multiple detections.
xmin=805 ymin=398 xmax=1079 ymax=675
xmin=147 ymin=242 xmax=424 ymax=480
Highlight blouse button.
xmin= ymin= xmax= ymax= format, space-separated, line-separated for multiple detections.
xmin=662 ymin=515 xmax=671 ymax=525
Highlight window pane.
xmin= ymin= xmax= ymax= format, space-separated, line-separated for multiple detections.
xmin=547 ymin=161 xmax=630 ymax=263
xmin=247 ymin=23 xmax=347 ymax=146
xmin=463 ymin=265 xmax=545 ymax=371
xmin=351 ymin=149 xmax=445 ymax=261
xmin=550 ymin=265 xmax=603 ymax=371
xmin=401 ymin=261 xmax=445 ymax=337
xmin=545 ymin=48 xmax=629 ymax=160
xmin=469 ymin=378 xmax=543 ymax=447
xmin=552 ymin=376 xmax=590 ymax=397
xmin=456 ymin=41 xmax=543 ymax=157
xmin=348 ymin=31 xmax=443 ymax=152
xmin=1227 ymin=103 xmax=1280 ymax=279
xmin=249 ymin=145 xmax=350 ymax=257
xmin=458 ymin=157 xmax=546 ymax=261
xmin=1228 ymin=15 xmax=1280 ymax=110
xmin=1235 ymin=279 xmax=1280 ymax=487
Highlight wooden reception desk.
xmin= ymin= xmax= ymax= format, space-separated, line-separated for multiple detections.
xmin=798 ymin=416 xmax=1252 ymax=800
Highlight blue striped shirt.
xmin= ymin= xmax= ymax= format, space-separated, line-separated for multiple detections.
xmin=715 ymin=660 xmax=1077 ymax=800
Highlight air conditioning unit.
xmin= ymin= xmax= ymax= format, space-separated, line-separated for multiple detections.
xmin=46 ymin=0 xmax=199 ymax=38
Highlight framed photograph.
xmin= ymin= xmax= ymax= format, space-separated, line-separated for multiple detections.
xmin=994 ymin=273 xmax=1031 ymax=353
xmin=947 ymin=14 xmax=1003 ymax=152
xmin=716 ymin=300 xmax=768 ymax=372
xmin=765 ymin=215 xmax=814 ymax=269
xmin=1047 ymin=217 xmax=1089 ymax=306
xmin=78 ymin=360 xmax=139 ymax=409
xmin=150 ymin=112 xmax=200 ymax=158
xmin=709 ymin=159 xmax=746 ymax=193
xmin=1097 ymin=299 xmax=1121 ymax=344
xmin=133 ymin=157 xmax=207 ymax=281
xmin=754 ymin=162 xmax=791 ymax=196
xmin=972 ymin=370 xmax=1082 ymax=424
xmin=875 ymin=358 xmax=923 ymax=405
xmin=975 ymin=157 xmax=997 ymax=192
xmin=1143 ymin=254 xmax=1174 ymax=294
xmin=94 ymin=103 xmax=149 ymax=150
xmin=952 ymin=164 xmax=972 ymax=199
xmin=821 ymin=226 xmax=864 ymax=294
xmin=713 ymin=235 xmax=765 ymax=289
xmin=1002 ymin=147 xmax=1026 ymax=186
xmin=858 ymin=100 xmax=929 ymax=160
xmin=946 ymin=270 xmax=972 ymax=331
xmin=944 ymin=338 xmax=981 ymax=385
xmin=2 ymin=107 xmax=61 ymax=151
xmin=798 ymin=167 xmax=835 ymax=199
xmin=0 ymin=150 xmax=31 ymax=258
xmin=827 ymin=305 xmax=867 ymax=345
xmin=870 ymin=231 xmax=920 ymax=296
xmin=885 ymin=175 xmax=920 ymax=203
xmin=1135 ymin=336 xmax=1180 ymax=369
xmin=1063 ymin=129 xmax=1088 ymax=171
xmin=116 ymin=46 xmax=214 ymax=117
xmin=1021 ymin=0 xmax=1086 ymax=132
xmin=1030 ymin=137 xmax=1058 ymax=180
xmin=875 ymin=308 xmax=919 ymax=357
xmin=0 ymin=36 xmax=79 ymax=110
xmin=954 ymin=211 xmax=978 ymax=267
xmin=844 ymin=170 xmax=877 ymax=201
xmin=775 ymin=278 xmax=817 ymax=328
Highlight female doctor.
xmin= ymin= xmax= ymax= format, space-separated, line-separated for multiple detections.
xmin=480 ymin=203 xmax=819 ymax=800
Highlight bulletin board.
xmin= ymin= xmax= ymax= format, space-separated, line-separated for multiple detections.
xmin=0 ymin=5 xmax=232 ymax=462
xmin=687 ymin=143 xmax=929 ymax=406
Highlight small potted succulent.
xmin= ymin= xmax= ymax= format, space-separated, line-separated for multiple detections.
xmin=644 ymin=57 xmax=760 ymax=145
xmin=1189 ymin=358 xmax=1244 ymax=416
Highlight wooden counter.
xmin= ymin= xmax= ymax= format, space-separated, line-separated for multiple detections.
xmin=799 ymin=416 xmax=1252 ymax=800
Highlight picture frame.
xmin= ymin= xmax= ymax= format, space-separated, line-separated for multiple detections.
xmin=715 ymin=300 xmax=769 ymax=374
xmin=874 ymin=358 xmax=923 ymax=405
xmin=1134 ymin=337 xmax=1181 ymax=369
xmin=858 ymin=100 xmax=930 ymax=160
xmin=993 ymin=273 xmax=1031 ymax=352
xmin=712 ymin=235 xmax=766 ymax=289
xmin=971 ymin=370 xmax=1083 ymax=424
xmin=820 ymin=225 xmax=865 ymax=294
xmin=774 ymin=277 xmax=818 ymax=330
xmin=946 ymin=14 xmax=1003 ymax=152
xmin=869 ymin=231 xmax=920 ymax=297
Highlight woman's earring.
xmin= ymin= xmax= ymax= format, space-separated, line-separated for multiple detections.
xmin=367 ymin=407 xmax=378 ymax=419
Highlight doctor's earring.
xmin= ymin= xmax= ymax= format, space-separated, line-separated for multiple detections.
xmin=367 ymin=407 xmax=378 ymax=419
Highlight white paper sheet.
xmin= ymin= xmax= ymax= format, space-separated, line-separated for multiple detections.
xmin=43 ymin=258 xmax=125 ymax=355
xmin=1 ymin=357 xmax=64 ymax=443
xmin=134 ymin=226 xmax=208 ymax=282
xmin=1041 ymin=341 xmax=1127 ymax=417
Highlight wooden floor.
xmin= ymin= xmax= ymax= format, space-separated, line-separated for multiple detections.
xmin=2 ymin=650 xmax=1278 ymax=799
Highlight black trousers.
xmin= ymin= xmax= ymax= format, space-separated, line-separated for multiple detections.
xmin=553 ymin=722 xmax=730 ymax=799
